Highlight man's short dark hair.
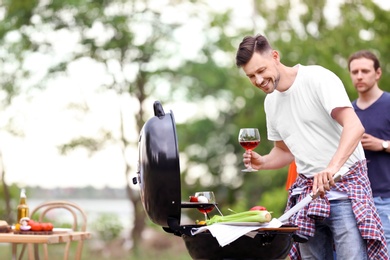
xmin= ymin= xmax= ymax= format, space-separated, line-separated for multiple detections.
xmin=235 ymin=34 xmax=273 ymax=67
xmin=348 ymin=50 xmax=381 ymax=71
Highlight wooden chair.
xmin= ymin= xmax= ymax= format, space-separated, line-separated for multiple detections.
xmin=24 ymin=200 xmax=88 ymax=260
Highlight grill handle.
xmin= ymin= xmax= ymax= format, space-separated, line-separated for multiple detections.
xmin=154 ymin=101 xmax=165 ymax=118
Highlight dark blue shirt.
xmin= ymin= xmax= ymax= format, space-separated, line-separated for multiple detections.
xmin=352 ymin=92 xmax=390 ymax=198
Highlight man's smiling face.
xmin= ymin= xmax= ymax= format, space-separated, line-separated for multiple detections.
xmin=242 ymin=51 xmax=280 ymax=94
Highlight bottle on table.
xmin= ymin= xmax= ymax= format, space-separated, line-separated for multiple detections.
xmin=17 ymin=188 xmax=29 ymax=223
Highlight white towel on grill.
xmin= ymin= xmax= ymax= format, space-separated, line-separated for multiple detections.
xmin=190 ymin=218 xmax=282 ymax=247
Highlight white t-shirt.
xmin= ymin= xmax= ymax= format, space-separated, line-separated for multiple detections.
xmin=265 ymin=64 xmax=365 ymax=178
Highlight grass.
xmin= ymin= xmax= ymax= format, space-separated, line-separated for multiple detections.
xmin=0 ymin=235 xmax=292 ymax=260
xmin=0 ymin=233 xmax=192 ymax=260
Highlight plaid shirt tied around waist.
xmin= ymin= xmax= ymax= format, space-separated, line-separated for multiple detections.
xmin=286 ymin=160 xmax=388 ymax=260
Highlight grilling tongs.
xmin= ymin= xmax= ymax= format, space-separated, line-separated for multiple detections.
xmin=277 ymin=167 xmax=350 ymax=224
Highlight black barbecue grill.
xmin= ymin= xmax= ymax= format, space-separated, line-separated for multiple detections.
xmin=134 ymin=101 xmax=302 ymax=260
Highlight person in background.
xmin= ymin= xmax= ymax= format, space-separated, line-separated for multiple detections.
xmin=348 ymin=50 xmax=390 ymax=255
xmin=285 ymin=160 xmax=338 ymax=259
xmin=235 ymin=34 xmax=388 ymax=259
xmin=285 ymin=161 xmax=297 ymax=190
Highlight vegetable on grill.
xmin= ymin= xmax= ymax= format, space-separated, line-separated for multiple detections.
xmin=250 ymin=206 xmax=267 ymax=211
xmin=206 ymin=210 xmax=271 ymax=225
xmin=189 ymin=196 xmax=198 ymax=202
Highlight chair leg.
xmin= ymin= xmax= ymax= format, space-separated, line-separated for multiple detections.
xmin=76 ymin=241 xmax=84 ymax=260
xmin=43 ymin=244 xmax=49 ymax=260
xmin=18 ymin=244 xmax=26 ymax=260
xmin=63 ymin=241 xmax=71 ymax=260
xmin=12 ymin=244 xmax=17 ymax=260
xmin=34 ymin=244 xmax=40 ymax=260
xmin=27 ymin=244 xmax=35 ymax=260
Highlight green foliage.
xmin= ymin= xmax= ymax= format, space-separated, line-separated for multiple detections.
xmin=179 ymin=0 xmax=390 ymax=225
xmin=259 ymin=186 xmax=289 ymax=217
xmin=3 ymin=0 xmax=39 ymax=28
xmin=0 ymin=184 xmax=21 ymax=223
xmin=1 ymin=0 xmax=390 ymax=251
xmin=91 ymin=213 xmax=123 ymax=241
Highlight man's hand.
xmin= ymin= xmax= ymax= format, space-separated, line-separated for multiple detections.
xmin=243 ymin=150 xmax=264 ymax=170
xmin=361 ymin=133 xmax=384 ymax=151
xmin=312 ymin=170 xmax=336 ymax=198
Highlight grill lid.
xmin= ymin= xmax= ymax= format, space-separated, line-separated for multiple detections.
xmin=135 ymin=101 xmax=181 ymax=227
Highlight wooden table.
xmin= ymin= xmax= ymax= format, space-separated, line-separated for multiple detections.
xmin=0 ymin=231 xmax=91 ymax=260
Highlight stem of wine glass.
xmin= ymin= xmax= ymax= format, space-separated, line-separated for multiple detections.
xmin=215 ymin=204 xmax=224 ymax=216
xmin=204 ymin=213 xmax=208 ymax=221
xmin=246 ymin=149 xmax=253 ymax=170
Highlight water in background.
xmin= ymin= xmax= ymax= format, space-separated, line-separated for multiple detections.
xmin=28 ymin=198 xmax=134 ymax=234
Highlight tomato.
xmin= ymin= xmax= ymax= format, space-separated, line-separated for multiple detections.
xmin=250 ymin=206 xmax=267 ymax=211
xmin=46 ymin=223 xmax=54 ymax=231
xmin=30 ymin=222 xmax=43 ymax=231
xmin=40 ymin=223 xmax=49 ymax=231
xmin=41 ymin=223 xmax=53 ymax=231
xmin=189 ymin=196 xmax=198 ymax=202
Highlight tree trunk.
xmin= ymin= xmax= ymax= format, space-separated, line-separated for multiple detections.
xmin=0 ymin=150 xmax=13 ymax=222
xmin=125 ymin=171 xmax=146 ymax=256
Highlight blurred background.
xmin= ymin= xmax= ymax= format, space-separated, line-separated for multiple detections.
xmin=0 ymin=0 xmax=389 ymax=259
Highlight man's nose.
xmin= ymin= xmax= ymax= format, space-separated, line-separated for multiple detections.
xmin=255 ymin=74 xmax=263 ymax=85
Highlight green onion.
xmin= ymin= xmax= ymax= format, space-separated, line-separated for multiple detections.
xmin=206 ymin=210 xmax=271 ymax=225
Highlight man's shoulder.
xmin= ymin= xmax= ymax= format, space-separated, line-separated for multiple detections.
xmin=300 ymin=64 xmax=324 ymax=71
xmin=377 ymin=91 xmax=390 ymax=104
xmin=299 ymin=64 xmax=336 ymax=77
xmin=380 ymin=92 xmax=390 ymax=106
xmin=383 ymin=91 xmax=390 ymax=98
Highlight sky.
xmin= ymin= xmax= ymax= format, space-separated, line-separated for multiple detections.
xmin=1 ymin=0 xmax=253 ymax=189
xmin=0 ymin=69 xmax=128 ymax=189
xmin=1 ymin=0 xmax=389 ymax=189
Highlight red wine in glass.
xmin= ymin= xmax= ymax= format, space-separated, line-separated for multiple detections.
xmin=198 ymin=205 xmax=215 ymax=214
xmin=239 ymin=141 xmax=260 ymax=151
xmin=238 ymin=128 xmax=260 ymax=172
xmin=194 ymin=191 xmax=216 ymax=220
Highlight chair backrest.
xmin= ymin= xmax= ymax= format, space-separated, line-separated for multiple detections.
xmin=30 ymin=200 xmax=87 ymax=232
xmin=28 ymin=200 xmax=88 ymax=260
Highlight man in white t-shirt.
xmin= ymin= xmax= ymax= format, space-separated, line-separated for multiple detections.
xmin=235 ymin=34 xmax=388 ymax=259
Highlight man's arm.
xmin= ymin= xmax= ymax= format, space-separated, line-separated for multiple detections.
xmin=313 ymin=107 xmax=364 ymax=195
xmin=244 ymin=140 xmax=294 ymax=170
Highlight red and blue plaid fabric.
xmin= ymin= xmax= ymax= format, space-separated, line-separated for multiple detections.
xmin=286 ymin=160 xmax=388 ymax=260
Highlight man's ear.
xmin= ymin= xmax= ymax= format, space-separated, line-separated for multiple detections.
xmin=272 ymin=50 xmax=280 ymax=63
xmin=376 ymin=67 xmax=382 ymax=81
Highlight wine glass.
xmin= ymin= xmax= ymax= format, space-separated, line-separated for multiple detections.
xmin=194 ymin=191 xmax=216 ymax=221
xmin=238 ymin=128 xmax=260 ymax=172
